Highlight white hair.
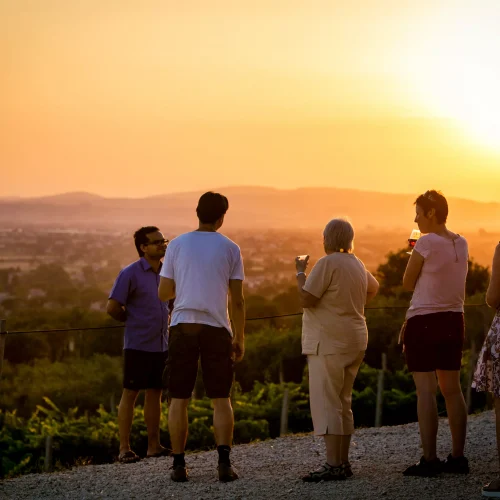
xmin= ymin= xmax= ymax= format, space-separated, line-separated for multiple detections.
xmin=323 ymin=217 xmax=355 ymax=253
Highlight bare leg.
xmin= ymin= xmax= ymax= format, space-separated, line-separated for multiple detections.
xmin=413 ymin=372 xmax=438 ymax=461
xmin=168 ymin=398 xmax=190 ymax=454
xmin=437 ymin=370 xmax=467 ymax=457
xmin=341 ymin=435 xmax=352 ymax=463
xmin=213 ymin=398 xmax=234 ymax=446
xmin=118 ymin=389 xmax=139 ymax=455
xmin=144 ymin=389 xmax=165 ymax=455
xmin=324 ymin=434 xmax=343 ymax=467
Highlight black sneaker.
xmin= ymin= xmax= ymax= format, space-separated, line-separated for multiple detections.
xmin=342 ymin=461 xmax=353 ymax=478
xmin=218 ymin=463 xmax=239 ymax=482
xmin=403 ymin=457 xmax=442 ymax=477
xmin=170 ymin=464 xmax=188 ymax=482
xmin=442 ymin=454 xmax=469 ymax=474
xmin=302 ymin=463 xmax=346 ymax=482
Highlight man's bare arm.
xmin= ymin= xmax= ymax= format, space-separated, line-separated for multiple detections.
xmin=158 ymin=277 xmax=176 ymax=302
xmin=106 ymin=299 xmax=126 ymax=322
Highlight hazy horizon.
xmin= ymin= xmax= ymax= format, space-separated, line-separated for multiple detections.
xmin=2 ymin=183 xmax=500 ymax=205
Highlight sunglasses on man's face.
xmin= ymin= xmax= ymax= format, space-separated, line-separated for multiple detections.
xmin=146 ymin=239 xmax=169 ymax=246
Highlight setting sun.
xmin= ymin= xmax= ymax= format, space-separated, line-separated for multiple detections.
xmin=406 ymin=3 xmax=500 ymax=151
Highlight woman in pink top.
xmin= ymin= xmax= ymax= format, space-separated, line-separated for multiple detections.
xmin=402 ymin=190 xmax=469 ymax=477
xmin=472 ymin=243 xmax=500 ymax=498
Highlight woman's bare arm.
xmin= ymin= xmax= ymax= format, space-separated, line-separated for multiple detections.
xmin=486 ymin=243 xmax=500 ymax=309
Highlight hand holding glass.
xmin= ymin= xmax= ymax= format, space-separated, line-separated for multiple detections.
xmin=295 ymin=254 xmax=309 ymax=272
xmin=407 ymin=229 xmax=421 ymax=255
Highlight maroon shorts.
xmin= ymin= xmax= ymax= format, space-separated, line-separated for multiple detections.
xmin=403 ymin=311 xmax=464 ymax=372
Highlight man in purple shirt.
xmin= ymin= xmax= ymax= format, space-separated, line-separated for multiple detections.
xmin=107 ymin=226 xmax=169 ymax=463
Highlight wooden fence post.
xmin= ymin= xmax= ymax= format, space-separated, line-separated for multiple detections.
xmin=280 ymin=388 xmax=290 ymax=436
xmin=0 ymin=319 xmax=7 ymax=379
xmin=44 ymin=435 xmax=53 ymax=472
xmin=375 ymin=353 xmax=387 ymax=428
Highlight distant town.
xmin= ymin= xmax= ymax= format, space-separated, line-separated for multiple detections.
xmin=1 ymin=226 xmax=498 ymax=318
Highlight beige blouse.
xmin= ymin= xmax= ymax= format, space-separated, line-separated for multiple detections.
xmin=302 ymin=253 xmax=368 ymax=355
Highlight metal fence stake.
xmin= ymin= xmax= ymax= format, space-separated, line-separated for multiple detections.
xmin=280 ymin=388 xmax=290 ymax=436
xmin=44 ymin=435 xmax=53 ymax=473
xmin=375 ymin=353 xmax=387 ymax=427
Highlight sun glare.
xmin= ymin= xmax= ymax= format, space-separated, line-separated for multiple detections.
xmin=407 ymin=7 xmax=500 ymax=152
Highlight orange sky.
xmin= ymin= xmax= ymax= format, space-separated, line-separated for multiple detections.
xmin=2 ymin=0 xmax=500 ymax=201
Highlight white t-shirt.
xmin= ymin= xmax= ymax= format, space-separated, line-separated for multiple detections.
xmin=160 ymin=231 xmax=245 ymax=333
xmin=406 ymin=233 xmax=468 ymax=320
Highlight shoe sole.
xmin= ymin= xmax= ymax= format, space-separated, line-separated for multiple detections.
xmin=171 ymin=476 xmax=188 ymax=482
xmin=219 ymin=476 xmax=239 ymax=482
xmin=302 ymin=476 xmax=346 ymax=482
xmin=402 ymin=471 xmax=442 ymax=477
xmin=482 ymin=492 xmax=500 ymax=498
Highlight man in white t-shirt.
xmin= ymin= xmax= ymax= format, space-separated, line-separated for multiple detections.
xmin=158 ymin=191 xmax=245 ymax=483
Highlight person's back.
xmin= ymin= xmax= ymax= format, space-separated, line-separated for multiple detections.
xmin=158 ymin=191 xmax=245 ymax=483
xmin=402 ymin=190 xmax=470 ymax=478
xmin=407 ymin=232 xmax=468 ymax=320
xmin=165 ymin=231 xmax=242 ymax=330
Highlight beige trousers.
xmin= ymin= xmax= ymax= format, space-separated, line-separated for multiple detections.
xmin=307 ymin=350 xmax=365 ymax=436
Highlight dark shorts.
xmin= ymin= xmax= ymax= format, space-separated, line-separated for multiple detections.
xmin=166 ymin=323 xmax=234 ymax=399
xmin=403 ymin=311 xmax=464 ymax=372
xmin=123 ymin=349 xmax=168 ymax=391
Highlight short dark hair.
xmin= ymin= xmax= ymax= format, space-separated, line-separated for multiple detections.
xmin=134 ymin=226 xmax=159 ymax=257
xmin=415 ymin=190 xmax=448 ymax=224
xmin=196 ymin=192 xmax=229 ymax=224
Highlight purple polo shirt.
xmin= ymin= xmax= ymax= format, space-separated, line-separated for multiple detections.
xmin=109 ymin=257 xmax=168 ymax=352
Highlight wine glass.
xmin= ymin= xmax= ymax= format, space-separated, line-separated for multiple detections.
xmin=407 ymin=229 xmax=421 ymax=255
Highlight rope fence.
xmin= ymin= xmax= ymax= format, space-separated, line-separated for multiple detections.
xmin=1 ymin=303 xmax=487 ymax=335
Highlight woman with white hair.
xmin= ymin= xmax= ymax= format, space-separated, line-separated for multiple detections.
xmin=295 ymin=218 xmax=379 ymax=482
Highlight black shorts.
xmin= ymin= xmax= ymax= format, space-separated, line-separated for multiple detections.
xmin=166 ymin=323 xmax=234 ymax=399
xmin=123 ymin=349 xmax=168 ymax=391
xmin=403 ymin=312 xmax=464 ymax=372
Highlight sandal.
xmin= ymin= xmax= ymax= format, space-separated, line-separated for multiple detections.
xmin=118 ymin=450 xmax=141 ymax=464
xmin=302 ymin=463 xmax=346 ymax=482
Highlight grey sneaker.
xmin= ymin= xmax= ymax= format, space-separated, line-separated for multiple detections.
xmin=302 ymin=463 xmax=346 ymax=482
xmin=218 ymin=463 xmax=239 ymax=482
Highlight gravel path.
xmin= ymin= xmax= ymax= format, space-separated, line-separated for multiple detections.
xmin=1 ymin=411 xmax=497 ymax=500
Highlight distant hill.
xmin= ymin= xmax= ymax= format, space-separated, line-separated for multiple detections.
xmin=0 ymin=186 xmax=498 ymax=232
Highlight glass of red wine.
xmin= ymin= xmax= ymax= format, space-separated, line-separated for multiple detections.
xmin=407 ymin=229 xmax=421 ymax=255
